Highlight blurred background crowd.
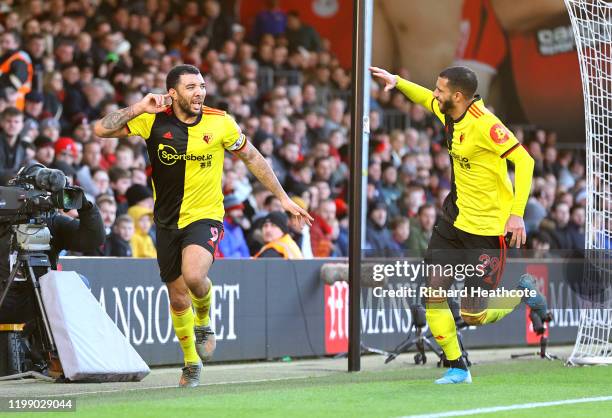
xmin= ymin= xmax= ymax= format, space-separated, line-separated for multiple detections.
xmin=0 ymin=0 xmax=586 ymax=259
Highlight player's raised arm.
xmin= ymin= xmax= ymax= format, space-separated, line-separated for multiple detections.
xmin=234 ymin=140 xmax=314 ymax=227
xmin=504 ymin=145 xmax=535 ymax=248
xmin=370 ymin=66 xmax=442 ymax=120
xmin=93 ymin=93 xmax=172 ymax=138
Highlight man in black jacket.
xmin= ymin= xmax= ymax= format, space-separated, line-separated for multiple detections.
xmin=0 ymin=106 xmax=28 ymax=185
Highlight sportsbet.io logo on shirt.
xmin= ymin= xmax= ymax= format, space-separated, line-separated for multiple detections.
xmin=157 ymin=144 xmax=213 ymax=168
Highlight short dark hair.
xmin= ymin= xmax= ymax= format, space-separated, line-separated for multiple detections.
xmin=418 ymin=203 xmax=436 ymax=216
xmin=438 ymin=66 xmax=478 ymax=98
xmin=166 ymin=64 xmax=201 ymax=91
xmin=264 ymin=194 xmax=280 ymax=207
xmin=390 ymin=216 xmax=410 ymax=230
xmin=108 ymin=166 xmax=130 ymax=182
xmin=314 ymin=156 xmax=330 ymax=167
xmin=570 ymin=204 xmax=584 ymax=215
xmin=1 ymin=106 xmax=22 ymax=120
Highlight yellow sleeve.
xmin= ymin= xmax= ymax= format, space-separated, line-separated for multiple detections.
xmin=126 ymin=113 xmax=155 ymax=140
xmin=395 ymin=76 xmax=444 ymax=123
xmin=478 ymin=117 xmax=521 ymax=158
xmin=221 ymin=113 xmax=247 ymax=152
xmin=506 ymin=146 xmax=534 ymax=217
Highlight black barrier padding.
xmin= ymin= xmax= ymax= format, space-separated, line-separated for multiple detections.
xmin=57 ymin=257 xmax=580 ymax=365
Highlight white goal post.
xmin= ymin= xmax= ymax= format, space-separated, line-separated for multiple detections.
xmin=565 ymin=0 xmax=612 ymax=365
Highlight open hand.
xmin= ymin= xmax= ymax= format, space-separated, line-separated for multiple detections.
xmin=137 ymin=93 xmax=172 ymax=114
xmin=369 ymin=66 xmax=397 ymax=91
xmin=281 ymin=198 xmax=314 ymax=227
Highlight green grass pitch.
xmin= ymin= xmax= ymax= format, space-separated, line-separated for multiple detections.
xmin=7 ymin=360 xmax=612 ymax=418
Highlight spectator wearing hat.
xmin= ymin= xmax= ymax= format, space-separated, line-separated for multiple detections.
xmin=0 ymin=107 xmax=27 ymax=184
xmin=127 ymin=205 xmax=156 ymax=258
xmin=365 ymin=200 xmax=396 ymax=256
xmin=21 ymin=118 xmax=39 ymax=144
xmin=126 ymin=184 xmax=154 ymax=210
xmin=39 ymin=117 xmax=60 ymax=142
xmin=125 ymin=183 xmax=154 ymax=243
xmin=254 ymin=211 xmax=303 ymax=259
xmin=219 ymin=195 xmax=250 ymax=258
xmin=23 ymin=91 xmax=45 ymax=125
xmin=33 ymin=135 xmax=55 ymax=166
xmin=53 ymin=136 xmax=78 ymax=167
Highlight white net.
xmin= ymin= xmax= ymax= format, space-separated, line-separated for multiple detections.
xmin=565 ymin=0 xmax=612 ymax=365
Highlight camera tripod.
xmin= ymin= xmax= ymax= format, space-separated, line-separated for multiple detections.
xmin=0 ymin=223 xmax=60 ymax=381
xmin=511 ymin=310 xmax=560 ymax=361
xmin=385 ymin=303 xmax=471 ymax=367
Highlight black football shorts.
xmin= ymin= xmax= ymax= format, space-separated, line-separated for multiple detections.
xmin=156 ymin=219 xmax=224 ymax=282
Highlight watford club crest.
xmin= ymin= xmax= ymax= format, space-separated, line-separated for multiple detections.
xmin=460 ymin=133 xmax=465 ymax=143
xmin=203 ymin=133 xmax=212 ymax=143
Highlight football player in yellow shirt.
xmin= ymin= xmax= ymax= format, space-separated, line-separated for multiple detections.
xmin=370 ymin=65 xmax=547 ymax=384
xmin=94 ymin=65 xmax=312 ymax=387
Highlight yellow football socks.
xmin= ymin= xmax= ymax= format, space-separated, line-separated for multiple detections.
xmin=425 ymin=300 xmax=462 ymax=361
xmin=170 ymin=306 xmax=200 ymax=364
xmin=190 ymin=283 xmax=212 ymax=327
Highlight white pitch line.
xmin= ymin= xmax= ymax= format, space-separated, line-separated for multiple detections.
xmin=48 ymin=374 xmax=323 ymax=397
xmin=400 ymin=395 xmax=612 ymax=418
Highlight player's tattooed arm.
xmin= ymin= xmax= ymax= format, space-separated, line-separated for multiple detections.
xmin=94 ymin=106 xmax=136 ymax=138
xmin=94 ymin=93 xmax=170 ymax=138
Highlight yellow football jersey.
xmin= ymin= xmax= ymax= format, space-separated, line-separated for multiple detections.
xmin=397 ymin=78 xmax=524 ymax=236
xmin=127 ymin=106 xmax=245 ymax=228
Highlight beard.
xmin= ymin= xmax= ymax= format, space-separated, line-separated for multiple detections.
xmin=438 ymin=98 xmax=454 ymax=115
xmin=176 ymin=95 xmax=201 ymax=117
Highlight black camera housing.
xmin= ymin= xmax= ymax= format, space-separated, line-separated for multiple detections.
xmin=0 ymin=165 xmax=84 ymax=224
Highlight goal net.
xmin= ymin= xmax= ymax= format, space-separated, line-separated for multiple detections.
xmin=565 ymin=0 xmax=612 ymax=365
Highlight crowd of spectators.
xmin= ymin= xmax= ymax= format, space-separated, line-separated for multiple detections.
xmin=0 ymin=0 xmax=586 ymax=260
